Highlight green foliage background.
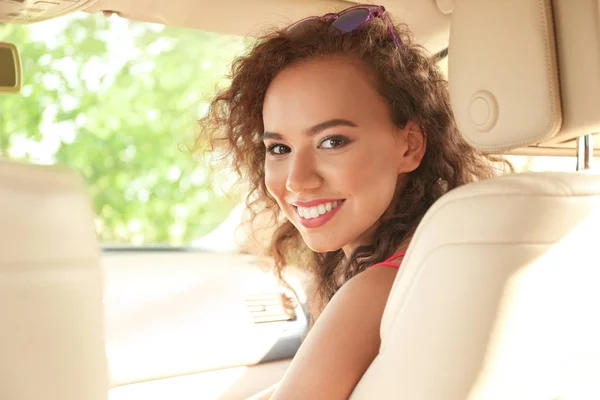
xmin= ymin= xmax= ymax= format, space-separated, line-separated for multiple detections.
xmin=0 ymin=13 xmax=248 ymax=245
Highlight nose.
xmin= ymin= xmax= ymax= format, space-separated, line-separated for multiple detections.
xmin=285 ymin=150 xmax=323 ymax=194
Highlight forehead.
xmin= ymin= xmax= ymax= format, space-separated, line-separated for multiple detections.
xmin=262 ymin=56 xmax=390 ymax=132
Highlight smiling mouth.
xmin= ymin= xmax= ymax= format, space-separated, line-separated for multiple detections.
xmin=296 ymin=200 xmax=344 ymax=220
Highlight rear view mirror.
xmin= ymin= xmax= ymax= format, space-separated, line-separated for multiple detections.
xmin=0 ymin=42 xmax=22 ymax=94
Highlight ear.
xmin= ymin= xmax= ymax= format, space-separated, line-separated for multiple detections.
xmin=397 ymin=120 xmax=426 ymax=174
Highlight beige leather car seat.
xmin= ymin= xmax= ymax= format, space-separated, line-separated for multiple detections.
xmin=0 ymin=158 xmax=108 ymax=400
xmin=351 ymin=1 xmax=600 ymax=399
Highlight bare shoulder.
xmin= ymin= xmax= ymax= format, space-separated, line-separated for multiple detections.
xmin=333 ymin=265 xmax=399 ymax=312
xmin=346 ymin=263 xmax=400 ymax=290
xmin=317 ymin=265 xmax=399 ymax=334
xmin=271 ymin=266 xmax=398 ymax=400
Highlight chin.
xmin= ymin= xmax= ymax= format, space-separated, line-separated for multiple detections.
xmin=301 ymin=233 xmax=345 ymax=254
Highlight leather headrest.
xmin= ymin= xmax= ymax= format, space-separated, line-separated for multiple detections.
xmin=448 ymin=0 xmax=600 ymax=154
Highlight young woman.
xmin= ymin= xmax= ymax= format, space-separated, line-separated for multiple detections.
xmin=198 ymin=4 xmax=507 ymax=399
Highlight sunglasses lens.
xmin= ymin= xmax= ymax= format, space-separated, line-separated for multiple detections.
xmin=331 ymin=8 xmax=370 ymax=32
xmin=287 ymin=16 xmax=324 ymax=34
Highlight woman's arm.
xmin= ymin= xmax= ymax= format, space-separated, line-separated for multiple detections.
xmin=270 ymin=267 xmax=399 ymax=400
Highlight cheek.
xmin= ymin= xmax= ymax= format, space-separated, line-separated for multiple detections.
xmin=338 ymin=148 xmax=400 ymax=231
xmin=264 ymin=162 xmax=286 ymax=202
xmin=334 ymin=146 xmax=398 ymax=194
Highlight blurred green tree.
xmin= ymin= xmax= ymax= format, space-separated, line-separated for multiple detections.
xmin=0 ymin=13 xmax=247 ymax=245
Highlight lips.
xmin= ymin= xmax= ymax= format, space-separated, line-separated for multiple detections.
xmin=292 ymin=199 xmax=345 ymax=229
xmin=293 ymin=198 xmax=344 ymax=208
xmin=296 ymin=200 xmax=343 ymax=219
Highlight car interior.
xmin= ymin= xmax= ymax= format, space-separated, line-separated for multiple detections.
xmin=1 ymin=0 xmax=599 ymax=399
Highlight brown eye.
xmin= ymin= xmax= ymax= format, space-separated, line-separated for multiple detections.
xmin=319 ymin=136 xmax=348 ymax=149
xmin=267 ymin=143 xmax=291 ymax=155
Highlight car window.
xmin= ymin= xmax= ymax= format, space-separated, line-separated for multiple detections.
xmin=0 ymin=12 xmax=249 ymax=246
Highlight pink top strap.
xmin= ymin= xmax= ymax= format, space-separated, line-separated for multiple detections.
xmin=368 ymin=251 xmax=407 ymax=269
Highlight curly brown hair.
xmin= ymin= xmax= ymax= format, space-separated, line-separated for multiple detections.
xmin=197 ymin=15 xmax=509 ymax=320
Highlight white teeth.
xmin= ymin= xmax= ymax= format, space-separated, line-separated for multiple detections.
xmin=310 ymin=207 xmax=319 ymax=218
xmin=297 ymin=200 xmax=343 ymax=219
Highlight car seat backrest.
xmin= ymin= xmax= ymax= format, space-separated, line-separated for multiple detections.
xmin=0 ymin=158 xmax=108 ymax=400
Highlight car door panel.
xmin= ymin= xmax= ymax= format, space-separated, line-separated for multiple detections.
xmin=102 ymin=250 xmax=309 ymax=399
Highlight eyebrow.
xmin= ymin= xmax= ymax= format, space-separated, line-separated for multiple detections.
xmin=262 ymin=118 xmax=358 ymax=140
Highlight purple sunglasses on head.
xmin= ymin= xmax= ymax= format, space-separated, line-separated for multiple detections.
xmin=285 ymin=4 xmax=403 ymax=51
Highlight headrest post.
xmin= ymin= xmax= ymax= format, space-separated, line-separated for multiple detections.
xmin=576 ymin=134 xmax=594 ymax=171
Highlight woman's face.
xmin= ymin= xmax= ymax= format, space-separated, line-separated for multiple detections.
xmin=262 ymin=56 xmax=423 ymax=255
